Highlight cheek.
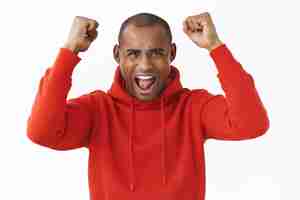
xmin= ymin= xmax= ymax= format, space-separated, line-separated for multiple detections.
xmin=120 ymin=60 xmax=136 ymax=82
xmin=154 ymin=55 xmax=171 ymax=65
xmin=154 ymin=60 xmax=171 ymax=77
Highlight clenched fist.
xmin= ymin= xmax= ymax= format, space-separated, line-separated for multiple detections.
xmin=183 ymin=12 xmax=223 ymax=52
xmin=63 ymin=16 xmax=99 ymax=54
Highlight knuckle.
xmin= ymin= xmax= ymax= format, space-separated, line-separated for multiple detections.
xmin=75 ymin=16 xmax=83 ymax=21
xmin=89 ymin=19 xmax=99 ymax=27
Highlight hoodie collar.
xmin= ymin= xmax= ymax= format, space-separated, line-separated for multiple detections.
xmin=107 ymin=65 xmax=184 ymax=191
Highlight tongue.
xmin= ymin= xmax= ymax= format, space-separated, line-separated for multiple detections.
xmin=138 ymin=79 xmax=155 ymax=90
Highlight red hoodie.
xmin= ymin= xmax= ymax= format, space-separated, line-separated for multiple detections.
xmin=27 ymin=44 xmax=269 ymax=200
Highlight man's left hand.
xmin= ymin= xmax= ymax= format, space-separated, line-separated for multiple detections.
xmin=183 ymin=12 xmax=223 ymax=52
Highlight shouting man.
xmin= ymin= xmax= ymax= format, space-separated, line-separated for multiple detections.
xmin=27 ymin=12 xmax=269 ymax=200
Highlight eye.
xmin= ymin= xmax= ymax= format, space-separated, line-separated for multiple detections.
xmin=127 ymin=51 xmax=139 ymax=58
xmin=151 ymin=49 xmax=164 ymax=57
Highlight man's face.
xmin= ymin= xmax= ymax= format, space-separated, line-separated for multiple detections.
xmin=114 ymin=24 xmax=176 ymax=101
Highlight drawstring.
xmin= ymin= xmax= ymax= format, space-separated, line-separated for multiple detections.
xmin=161 ymin=96 xmax=167 ymax=185
xmin=129 ymin=98 xmax=135 ymax=192
xmin=128 ymin=96 xmax=167 ymax=192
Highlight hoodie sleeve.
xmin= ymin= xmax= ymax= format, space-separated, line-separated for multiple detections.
xmin=27 ymin=48 xmax=95 ymax=150
xmin=195 ymin=44 xmax=269 ymax=140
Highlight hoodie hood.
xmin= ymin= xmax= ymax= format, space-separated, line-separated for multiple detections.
xmin=107 ymin=65 xmax=186 ymax=192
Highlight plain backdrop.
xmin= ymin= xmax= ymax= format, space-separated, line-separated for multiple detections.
xmin=0 ymin=0 xmax=299 ymax=199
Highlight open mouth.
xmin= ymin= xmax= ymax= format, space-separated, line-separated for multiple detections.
xmin=134 ymin=74 xmax=157 ymax=95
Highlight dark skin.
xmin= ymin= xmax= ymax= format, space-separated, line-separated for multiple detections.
xmin=113 ymin=24 xmax=177 ymax=101
xmin=64 ymin=14 xmax=222 ymax=100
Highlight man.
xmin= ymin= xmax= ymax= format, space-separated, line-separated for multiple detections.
xmin=27 ymin=12 xmax=269 ymax=200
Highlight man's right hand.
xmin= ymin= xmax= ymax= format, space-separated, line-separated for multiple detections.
xmin=63 ymin=16 xmax=99 ymax=54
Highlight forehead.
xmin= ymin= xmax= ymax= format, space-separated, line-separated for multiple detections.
xmin=120 ymin=24 xmax=170 ymax=49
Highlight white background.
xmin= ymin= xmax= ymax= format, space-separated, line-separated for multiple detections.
xmin=0 ymin=0 xmax=299 ymax=199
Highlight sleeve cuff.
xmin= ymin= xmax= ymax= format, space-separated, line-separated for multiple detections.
xmin=209 ymin=44 xmax=247 ymax=78
xmin=51 ymin=48 xmax=82 ymax=78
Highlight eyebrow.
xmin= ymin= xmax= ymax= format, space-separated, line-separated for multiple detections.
xmin=126 ymin=49 xmax=139 ymax=53
xmin=126 ymin=48 xmax=166 ymax=53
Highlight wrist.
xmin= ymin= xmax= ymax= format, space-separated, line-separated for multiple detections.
xmin=207 ymin=39 xmax=223 ymax=52
xmin=63 ymin=43 xmax=80 ymax=55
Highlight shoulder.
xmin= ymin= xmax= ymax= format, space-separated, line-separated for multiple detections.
xmin=190 ymin=89 xmax=213 ymax=100
xmin=68 ymin=89 xmax=108 ymax=107
xmin=189 ymin=89 xmax=224 ymax=108
xmin=88 ymin=89 xmax=107 ymax=98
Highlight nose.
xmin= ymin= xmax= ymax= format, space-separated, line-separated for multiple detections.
xmin=138 ymin=54 xmax=153 ymax=72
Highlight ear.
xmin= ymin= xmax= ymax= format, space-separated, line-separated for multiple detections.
xmin=113 ymin=44 xmax=120 ymax=64
xmin=170 ymin=43 xmax=177 ymax=63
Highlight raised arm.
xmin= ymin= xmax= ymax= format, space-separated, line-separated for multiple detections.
xmin=185 ymin=13 xmax=269 ymax=140
xmin=27 ymin=16 xmax=100 ymax=149
xmin=194 ymin=45 xmax=269 ymax=140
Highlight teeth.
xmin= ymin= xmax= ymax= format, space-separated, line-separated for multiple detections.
xmin=136 ymin=75 xmax=154 ymax=80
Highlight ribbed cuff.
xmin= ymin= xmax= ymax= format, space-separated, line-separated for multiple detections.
xmin=209 ymin=44 xmax=246 ymax=78
xmin=51 ymin=48 xmax=81 ymax=78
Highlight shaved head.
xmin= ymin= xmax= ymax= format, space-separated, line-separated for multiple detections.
xmin=113 ymin=12 xmax=176 ymax=101
xmin=118 ymin=13 xmax=172 ymax=44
